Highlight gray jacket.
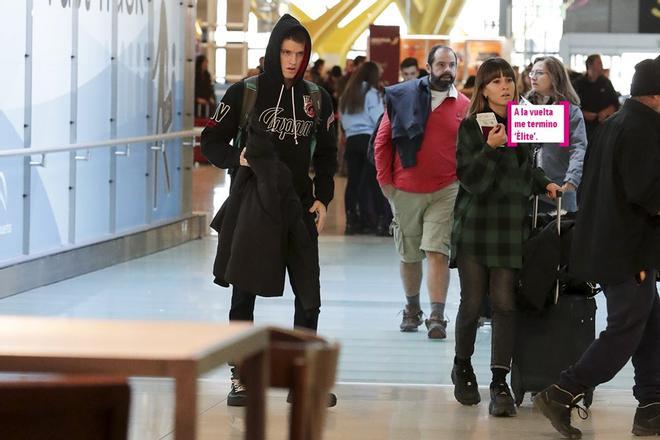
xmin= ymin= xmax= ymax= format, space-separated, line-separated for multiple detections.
xmin=536 ymin=103 xmax=587 ymax=212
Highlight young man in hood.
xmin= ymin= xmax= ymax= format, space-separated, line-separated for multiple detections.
xmin=201 ymin=14 xmax=338 ymax=407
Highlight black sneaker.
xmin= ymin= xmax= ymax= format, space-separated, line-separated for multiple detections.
xmin=425 ymin=313 xmax=447 ymax=339
xmin=400 ymin=306 xmax=423 ymax=332
xmin=227 ymin=367 xmax=247 ymax=407
xmin=287 ymin=390 xmax=338 ymax=407
xmin=632 ymin=402 xmax=660 ymax=436
xmin=534 ymin=384 xmax=588 ymax=439
xmin=489 ymin=382 xmax=517 ymax=417
xmin=451 ymin=361 xmax=481 ymax=405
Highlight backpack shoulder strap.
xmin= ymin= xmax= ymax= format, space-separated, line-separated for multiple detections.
xmin=235 ymin=75 xmax=259 ymax=149
xmin=303 ymin=79 xmax=322 ymax=127
xmin=240 ymin=75 xmax=259 ymax=129
xmin=302 ymin=80 xmax=323 ymax=157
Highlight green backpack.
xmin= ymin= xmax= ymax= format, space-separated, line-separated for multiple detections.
xmin=234 ymin=76 xmax=322 ymax=156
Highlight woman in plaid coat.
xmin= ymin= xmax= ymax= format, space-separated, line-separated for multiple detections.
xmin=449 ymin=58 xmax=561 ymax=417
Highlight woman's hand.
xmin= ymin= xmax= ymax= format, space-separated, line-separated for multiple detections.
xmin=545 ymin=182 xmax=562 ymax=199
xmin=561 ymin=182 xmax=576 ymax=192
xmin=486 ymin=124 xmax=508 ymax=148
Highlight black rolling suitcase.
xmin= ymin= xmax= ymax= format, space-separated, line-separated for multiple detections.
xmin=511 ymin=192 xmax=598 ymax=407
xmin=511 ymin=294 xmax=596 ymax=407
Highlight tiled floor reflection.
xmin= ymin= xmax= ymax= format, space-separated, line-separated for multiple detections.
xmin=131 ymin=379 xmax=640 ymax=440
xmin=1 ymin=164 xmax=645 ymax=439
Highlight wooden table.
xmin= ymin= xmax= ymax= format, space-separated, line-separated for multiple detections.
xmin=0 ymin=316 xmax=271 ymax=440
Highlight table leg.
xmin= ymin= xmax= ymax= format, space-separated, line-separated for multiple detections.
xmin=242 ymin=349 xmax=268 ymax=440
xmin=174 ymin=370 xmax=198 ymax=440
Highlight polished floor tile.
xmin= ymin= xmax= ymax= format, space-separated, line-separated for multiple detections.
xmin=1 ymin=165 xmax=646 ymax=439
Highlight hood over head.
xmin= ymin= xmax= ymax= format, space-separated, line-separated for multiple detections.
xmin=264 ymin=14 xmax=311 ymax=85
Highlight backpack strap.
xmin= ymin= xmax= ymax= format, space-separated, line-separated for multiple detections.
xmin=234 ymin=75 xmax=259 ymax=150
xmin=303 ymin=79 xmax=322 ymax=156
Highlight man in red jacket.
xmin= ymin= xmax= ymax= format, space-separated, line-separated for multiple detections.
xmin=374 ymin=45 xmax=470 ymax=339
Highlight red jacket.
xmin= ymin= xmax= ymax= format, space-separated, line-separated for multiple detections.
xmin=375 ymin=93 xmax=470 ymax=193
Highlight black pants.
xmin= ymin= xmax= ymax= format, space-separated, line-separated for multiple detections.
xmin=228 ymin=213 xmax=320 ymax=332
xmin=344 ymin=134 xmax=388 ymax=229
xmin=559 ymin=270 xmax=660 ymax=404
xmin=455 ymin=252 xmax=517 ymax=371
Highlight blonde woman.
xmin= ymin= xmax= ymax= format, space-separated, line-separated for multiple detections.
xmin=527 ymin=56 xmax=587 ymax=212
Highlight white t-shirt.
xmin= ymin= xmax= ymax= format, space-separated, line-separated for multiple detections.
xmin=431 ymin=84 xmax=458 ymax=110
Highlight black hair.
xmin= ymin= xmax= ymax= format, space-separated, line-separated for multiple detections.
xmin=312 ymin=58 xmax=325 ymax=72
xmin=283 ymin=28 xmax=307 ymax=45
xmin=585 ymin=54 xmax=601 ymax=70
xmin=400 ymin=57 xmax=419 ymax=70
xmin=353 ymin=55 xmax=366 ymax=66
xmin=330 ymin=65 xmax=342 ymax=77
xmin=427 ymin=45 xmax=457 ymax=66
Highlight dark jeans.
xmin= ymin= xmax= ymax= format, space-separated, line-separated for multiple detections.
xmin=455 ymin=252 xmax=517 ymax=370
xmin=559 ymin=270 xmax=660 ymax=404
xmin=228 ymin=213 xmax=320 ymax=332
xmin=344 ymin=134 xmax=389 ymax=229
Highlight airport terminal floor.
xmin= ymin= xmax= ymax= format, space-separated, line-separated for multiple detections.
xmin=0 ymin=164 xmax=641 ymax=439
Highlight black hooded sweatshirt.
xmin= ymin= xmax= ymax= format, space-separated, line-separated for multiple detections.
xmin=201 ymin=14 xmax=337 ymax=209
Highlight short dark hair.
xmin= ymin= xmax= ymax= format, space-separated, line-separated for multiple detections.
xmin=400 ymin=57 xmax=419 ymax=70
xmin=353 ymin=55 xmax=366 ymax=66
xmin=427 ymin=45 xmax=457 ymax=66
xmin=585 ymin=54 xmax=601 ymax=69
xmin=283 ymin=28 xmax=307 ymax=45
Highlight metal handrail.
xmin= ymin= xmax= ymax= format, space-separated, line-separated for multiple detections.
xmin=0 ymin=127 xmax=205 ymax=159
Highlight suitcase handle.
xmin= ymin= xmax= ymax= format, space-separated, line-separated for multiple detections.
xmin=554 ymin=190 xmax=563 ymax=304
xmin=531 ymin=190 xmax=564 ymax=230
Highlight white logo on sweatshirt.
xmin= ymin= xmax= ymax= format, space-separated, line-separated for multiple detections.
xmin=211 ymin=102 xmax=231 ymax=124
xmin=259 ymin=107 xmax=314 ymax=141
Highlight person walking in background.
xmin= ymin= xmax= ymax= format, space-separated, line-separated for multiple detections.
xmin=323 ymin=65 xmax=343 ymax=111
xmin=573 ymin=54 xmax=619 ymax=143
xmin=339 ymin=62 xmax=387 ymax=235
xmin=450 ymin=58 xmax=560 ymax=417
xmin=535 ymin=57 xmax=660 ymax=440
xmin=527 ymin=56 xmax=587 ymax=213
xmin=517 ymin=63 xmax=532 ymax=97
xmin=311 ymin=58 xmax=325 ymax=86
xmin=400 ymin=57 xmax=420 ymax=82
xmin=374 ymin=46 xmax=470 ymax=339
xmin=194 ymin=55 xmax=216 ymax=118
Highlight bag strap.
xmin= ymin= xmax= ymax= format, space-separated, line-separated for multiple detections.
xmin=235 ymin=75 xmax=259 ymax=150
xmin=303 ymin=79 xmax=322 ymax=156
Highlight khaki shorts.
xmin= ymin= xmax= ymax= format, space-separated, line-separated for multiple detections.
xmin=389 ymin=182 xmax=459 ymax=263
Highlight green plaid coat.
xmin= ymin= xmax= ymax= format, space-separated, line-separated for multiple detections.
xmin=451 ymin=116 xmax=551 ymax=269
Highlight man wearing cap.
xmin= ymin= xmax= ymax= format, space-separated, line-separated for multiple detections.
xmin=534 ymin=57 xmax=660 ymax=439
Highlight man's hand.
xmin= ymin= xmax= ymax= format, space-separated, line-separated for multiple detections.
xmin=636 ymin=270 xmax=647 ymax=284
xmin=582 ymin=111 xmax=598 ymax=122
xmin=309 ymin=200 xmax=327 ymax=233
xmin=380 ymin=184 xmax=395 ymax=199
xmin=239 ymin=149 xmax=250 ymax=167
xmin=546 ymin=182 xmax=562 ymax=199
xmin=561 ymin=182 xmax=576 ymax=193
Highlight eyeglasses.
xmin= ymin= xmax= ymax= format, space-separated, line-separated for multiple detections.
xmin=528 ymin=70 xmax=547 ymax=78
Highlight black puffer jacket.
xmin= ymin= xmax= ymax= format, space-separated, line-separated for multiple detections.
xmin=211 ymin=119 xmax=318 ymax=309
